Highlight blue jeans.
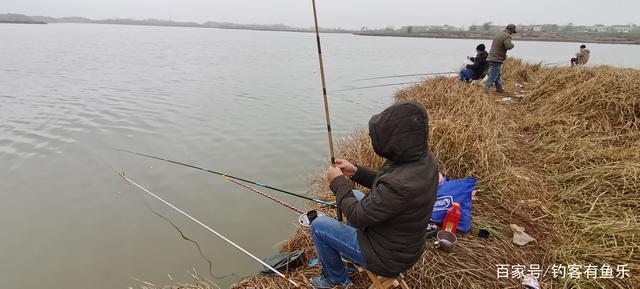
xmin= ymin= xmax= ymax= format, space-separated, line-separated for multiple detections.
xmin=459 ymin=68 xmax=474 ymax=81
xmin=485 ymin=62 xmax=503 ymax=91
xmin=311 ymin=190 xmax=367 ymax=284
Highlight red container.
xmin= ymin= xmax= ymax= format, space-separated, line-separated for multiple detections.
xmin=442 ymin=202 xmax=462 ymax=233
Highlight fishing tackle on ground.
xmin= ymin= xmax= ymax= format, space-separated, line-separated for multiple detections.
xmin=260 ymin=250 xmax=306 ymax=275
xmin=118 ymin=172 xmax=299 ymax=287
xmin=112 ymin=148 xmax=336 ymax=208
xmin=310 ymin=0 xmax=342 ymax=222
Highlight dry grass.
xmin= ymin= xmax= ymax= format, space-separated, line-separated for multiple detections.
xmin=155 ymin=59 xmax=639 ymax=289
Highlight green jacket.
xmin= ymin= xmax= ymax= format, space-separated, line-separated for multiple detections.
xmin=487 ymin=31 xmax=514 ymax=63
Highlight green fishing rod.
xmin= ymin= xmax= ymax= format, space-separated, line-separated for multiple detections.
xmin=113 ymin=148 xmax=336 ymax=208
xmin=311 ymin=0 xmax=342 ymax=222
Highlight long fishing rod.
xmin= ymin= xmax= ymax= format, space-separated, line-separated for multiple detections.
xmin=311 ymin=0 xmax=342 ymax=222
xmin=113 ymin=148 xmax=336 ymax=207
xmin=119 ymin=173 xmax=299 ymax=287
xmin=350 ymin=71 xmax=457 ymax=82
xmin=223 ymin=176 xmax=304 ymax=215
xmin=543 ymin=60 xmax=567 ymax=66
xmin=333 ymin=81 xmax=423 ymax=92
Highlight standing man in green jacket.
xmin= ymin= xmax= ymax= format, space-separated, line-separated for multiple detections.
xmin=485 ymin=24 xmax=516 ymax=93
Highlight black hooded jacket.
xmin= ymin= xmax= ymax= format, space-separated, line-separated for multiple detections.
xmin=466 ymin=50 xmax=489 ymax=80
xmin=329 ymin=101 xmax=438 ymax=277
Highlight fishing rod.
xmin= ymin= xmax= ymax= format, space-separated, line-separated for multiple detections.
xmin=543 ymin=60 xmax=567 ymax=66
xmin=112 ymin=148 xmax=336 ymax=208
xmin=95 ymin=154 xmax=229 ymax=280
xmin=310 ymin=0 xmax=342 ymax=222
xmin=333 ymin=81 xmax=423 ymax=92
xmin=223 ymin=176 xmax=304 ymax=215
xmin=119 ymin=173 xmax=300 ymax=287
xmin=223 ymin=176 xmax=326 ymax=227
xmin=349 ymin=71 xmax=457 ymax=82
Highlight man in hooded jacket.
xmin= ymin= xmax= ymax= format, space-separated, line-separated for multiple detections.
xmin=571 ymin=44 xmax=590 ymax=66
xmin=460 ymin=43 xmax=489 ymax=82
xmin=310 ymin=101 xmax=438 ymax=288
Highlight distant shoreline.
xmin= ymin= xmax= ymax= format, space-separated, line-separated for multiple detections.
xmin=354 ymin=31 xmax=640 ymax=45
xmin=2 ymin=15 xmax=639 ymax=45
xmin=0 ymin=20 xmax=46 ymax=24
xmin=0 ymin=13 xmax=353 ymax=34
xmin=56 ymin=22 xmax=352 ymax=34
xmin=0 ymin=21 xmax=352 ymax=35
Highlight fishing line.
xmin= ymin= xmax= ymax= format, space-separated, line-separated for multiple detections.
xmin=93 ymin=153 xmax=230 ymax=281
xmin=333 ymin=81 xmax=423 ymax=92
xmin=118 ymin=173 xmax=300 ymax=287
xmin=543 ymin=60 xmax=568 ymax=66
xmin=311 ymin=0 xmax=342 ymax=222
xmin=112 ymin=148 xmax=336 ymax=208
xmin=349 ymin=71 xmax=457 ymax=82
xmin=122 ymin=178 xmax=232 ymax=280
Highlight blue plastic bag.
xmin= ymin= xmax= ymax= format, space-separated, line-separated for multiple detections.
xmin=430 ymin=177 xmax=476 ymax=233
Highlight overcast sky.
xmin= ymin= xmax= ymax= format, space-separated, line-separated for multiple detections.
xmin=4 ymin=0 xmax=638 ymax=29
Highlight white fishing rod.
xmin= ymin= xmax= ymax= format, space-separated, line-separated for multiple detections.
xmin=118 ymin=173 xmax=299 ymax=287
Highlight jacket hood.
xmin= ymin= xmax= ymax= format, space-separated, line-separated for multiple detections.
xmin=368 ymin=101 xmax=429 ymax=163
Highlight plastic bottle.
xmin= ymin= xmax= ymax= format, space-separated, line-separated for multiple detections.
xmin=442 ymin=202 xmax=462 ymax=233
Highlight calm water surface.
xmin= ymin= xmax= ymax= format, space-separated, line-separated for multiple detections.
xmin=1 ymin=23 xmax=639 ymax=289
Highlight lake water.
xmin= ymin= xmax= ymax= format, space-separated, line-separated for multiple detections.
xmin=1 ymin=23 xmax=639 ymax=289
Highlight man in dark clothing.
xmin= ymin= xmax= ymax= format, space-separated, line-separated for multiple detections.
xmin=310 ymin=101 xmax=438 ymax=288
xmin=460 ymin=43 xmax=489 ymax=82
xmin=485 ymin=24 xmax=516 ymax=93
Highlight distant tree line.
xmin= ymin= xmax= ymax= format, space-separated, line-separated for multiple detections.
xmin=0 ymin=13 xmax=46 ymax=24
xmin=1 ymin=13 xmax=352 ymax=33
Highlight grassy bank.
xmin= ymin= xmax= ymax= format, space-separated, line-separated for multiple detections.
xmin=155 ymin=59 xmax=639 ymax=289
xmin=354 ymin=31 xmax=640 ymax=45
xmin=231 ymin=59 xmax=638 ymax=289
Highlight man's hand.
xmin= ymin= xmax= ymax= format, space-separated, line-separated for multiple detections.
xmin=334 ymin=159 xmax=357 ymax=177
xmin=327 ymin=165 xmax=344 ymax=183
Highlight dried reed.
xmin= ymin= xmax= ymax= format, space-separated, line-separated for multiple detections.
xmin=154 ymin=59 xmax=640 ymax=289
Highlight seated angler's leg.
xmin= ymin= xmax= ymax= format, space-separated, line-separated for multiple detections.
xmin=311 ymin=216 xmax=364 ymax=287
xmin=311 ymin=216 xmax=350 ymax=285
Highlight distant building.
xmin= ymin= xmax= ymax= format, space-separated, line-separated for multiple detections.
xmin=528 ymin=24 xmax=559 ymax=32
xmin=608 ymin=25 xmax=632 ymax=33
xmin=403 ymin=25 xmax=458 ymax=33
xmin=468 ymin=24 xmax=502 ymax=32
xmin=573 ymin=26 xmax=587 ymax=33
xmin=412 ymin=26 xmax=431 ymax=32
xmin=585 ymin=24 xmax=607 ymax=32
